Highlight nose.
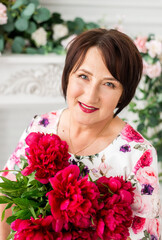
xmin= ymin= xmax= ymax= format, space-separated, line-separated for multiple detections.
xmin=84 ymin=82 xmax=100 ymax=104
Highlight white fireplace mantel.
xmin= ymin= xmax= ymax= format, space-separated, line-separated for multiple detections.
xmin=0 ymin=54 xmax=66 ymax=105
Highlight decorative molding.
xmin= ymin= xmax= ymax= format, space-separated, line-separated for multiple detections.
xmin=40 ymin=0 xmax=162 ymax=8
xmin=0 ymin=64 xmax=64 ymax=97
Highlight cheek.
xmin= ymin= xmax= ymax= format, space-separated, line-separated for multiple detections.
xmin=66 ymin=81 xmax=83 ymax=101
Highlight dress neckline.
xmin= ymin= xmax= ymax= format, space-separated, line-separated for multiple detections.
xmin=55 ymin=108 xmax=127 ymax=158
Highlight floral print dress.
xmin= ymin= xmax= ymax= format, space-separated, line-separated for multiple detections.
xmin=2 ymin=109 xmax=161 ymax=239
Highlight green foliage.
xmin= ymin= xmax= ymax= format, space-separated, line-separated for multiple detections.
xmin=129 ymin=35 xmax=162 ymax=162
xmin=0 ymin=0 xmax=99 ymax=54
xmin=0 ymin=166 xmax=53 ymax=225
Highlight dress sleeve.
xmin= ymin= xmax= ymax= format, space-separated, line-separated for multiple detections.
xmin=1 ymin=116 xmax=37 ymax=181
xmin=129 ymin=146 xmax=161 ymax=239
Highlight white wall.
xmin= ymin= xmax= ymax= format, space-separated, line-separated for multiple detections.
xmin=40 ymin=0 xmax=162 ymax=37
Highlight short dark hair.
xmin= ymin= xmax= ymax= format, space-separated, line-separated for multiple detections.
xmin=61 ymin=28 xmax=143 ymax=116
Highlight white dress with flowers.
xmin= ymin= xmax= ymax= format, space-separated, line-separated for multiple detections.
xmin=3 ymin=109 xmax=161 ymax=240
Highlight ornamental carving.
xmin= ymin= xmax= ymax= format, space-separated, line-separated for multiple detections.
xmin=0 ymin=64 xmax=64 ymax=97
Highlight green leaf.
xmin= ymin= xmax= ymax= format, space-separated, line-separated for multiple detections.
xmin=29 ymin=0 xmax=39 ymax=7
xmin=11 ymin=0 xmax=28 ymax=9
xmin=14 ymin=209 xmax=31 ymax=219
xmin=6 ymin=215 xmax=17 ymax=225
xmin=22 ymin=3 xmax=36 ymax=19
xmin=7 ymin=232 xmax=16 ymax=240
xmin=52 ymin=45 xmax=66 ymax=55
xmin=26 ymin=47 xmax=38 ymax=54
xmin=3 ymin=21 xmax=14 ymax=32
xmin=13 ymin=197 xmax=39 ymax=209
xmin=26 ymin=21 xmax=37 ymax=34
xmin=15 ymin=17 xmax=28 ymax=31
xmin=33 ymin=8 xmax=51 ymax=23
xmin=0 ymin=196 xmax=13 ymax=204
xmin=0 ymin=35 xmax=4 ymax=52
xmin=1 ymin=203 xmax=13 ymax=221
xmin=12 ymin=36 xmax=25 ymax=53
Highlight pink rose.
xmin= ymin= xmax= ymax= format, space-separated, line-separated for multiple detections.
xmin=133 ymin=149 xmax=153 ymax=174
xmin=132 ymin=216 xmax=146 ymax=234
xmin=131 ymin=190 xmax=146 ymax=214
xmin=134 ymin=36 xmax=147 ymax=53
xmin=145 ymin=218 xmax=160 ymax=238
xmin=0 ymin=3 xmax=7 ymax=25
xmin=146 ymin=61 xmax=161 ymax=78
xmin=121 ymin=124 xmax=144 ymax=143
xmin=136 ymin=166 xmax=158 ymax=190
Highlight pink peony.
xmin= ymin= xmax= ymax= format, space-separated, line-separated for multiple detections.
xmin=132 ymin=216 xmax=146 ymax=234
xmin=133 ymin=149 xmax=153 ymax=174
xmin=145 ymin=218 xmax=160 ymax=238
xmin=11 ymin=215 xmax=56 ymax=240
xmin=47 ymin=165 xmax=100 ymax=231
xmin=0 ymin=3 xmax=7 ymax=25
xmin=134 ymin=36 xmax=147 ymax=53
xmin=121 ymin=124 xmax=144 ymax=143
xmin=146 ymin=61 xmax=162 ymax=78
xmin=136 ymin=166 xmax=158 ymax=190
xmin=21 ymin=132 xmax=70 ymax=184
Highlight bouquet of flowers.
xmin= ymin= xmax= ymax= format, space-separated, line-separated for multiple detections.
xmin=0 ymin=132 xmax=135 ymax=240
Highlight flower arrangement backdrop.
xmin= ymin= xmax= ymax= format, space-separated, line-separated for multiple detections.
xmin=0 ymin=0 xmax=162 ymax=167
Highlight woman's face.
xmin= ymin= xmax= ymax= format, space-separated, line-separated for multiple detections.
xmin=66 ymin=47 xmax=123 ymax=127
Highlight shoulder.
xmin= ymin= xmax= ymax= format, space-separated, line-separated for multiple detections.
xmin=118 ymin=123 xmax=158 ymax=172
xmin=27 ymin=108 xmax=64 ymax=135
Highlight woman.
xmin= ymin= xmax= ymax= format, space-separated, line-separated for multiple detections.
xmin=0 ymin=29 xmax=161 ymax=239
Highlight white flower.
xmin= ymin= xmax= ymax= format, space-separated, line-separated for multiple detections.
xmin=146 ymin=40 xmax=162 ymax=58
xmin=61 ymin=34 xmax=77 ymax=49
xmin=52 ymin=24 xmax=69 ymax=41
xmin=31 ymin=27 xmax=47 ymax=47
xmin=146 ymin=61 xmax=161 ymax=78
xmin=0 ymin=3 xmax=8 ymax=25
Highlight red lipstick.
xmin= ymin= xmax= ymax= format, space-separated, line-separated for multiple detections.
xmin=79 ymin=102 xmax=98 ymax=113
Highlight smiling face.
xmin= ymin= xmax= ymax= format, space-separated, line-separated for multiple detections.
xmin=66 ymin=47 xmax=123 ymax=127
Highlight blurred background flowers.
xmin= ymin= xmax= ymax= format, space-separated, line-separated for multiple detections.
xmin=0 ymin=0 xmax=99 ymax=55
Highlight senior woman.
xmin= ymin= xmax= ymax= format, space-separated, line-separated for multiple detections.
xmin=0 ymin=29 xmax=161 ymax=239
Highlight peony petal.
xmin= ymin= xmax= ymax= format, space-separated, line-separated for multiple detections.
xmin=21 ymin=165 xmax=34 ymax=176
xmin=97 ymin=218 xmax=105 ymax=239
xmin=60 ymin=199 xmax=70 ymax=210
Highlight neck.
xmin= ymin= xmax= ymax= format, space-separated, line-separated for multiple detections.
xmin=68 ymin=110 xmax=115 ymax=155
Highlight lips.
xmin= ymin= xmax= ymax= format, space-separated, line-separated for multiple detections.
xmin=79 ymin=102 xmax=99 ymax=113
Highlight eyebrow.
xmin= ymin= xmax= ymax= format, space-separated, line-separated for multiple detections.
xmin=77 ymin=68 xmax=117 ymax=81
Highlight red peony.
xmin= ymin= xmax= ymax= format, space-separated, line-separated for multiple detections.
xmin=132 ymin=216 xmax=146 ymax=234
xmin=11 ymin=215 xmax=56 ymax=240
xmin=96 ymin=176 xmax=135 ymax=240
xmin=21 ymin=132 xmax=70 ymax=184
xmin=47 ymin=165 xmax=100 ymax=231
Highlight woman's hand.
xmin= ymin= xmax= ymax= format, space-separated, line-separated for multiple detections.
xmin=0 ymin=201 xmax=11 ymax=240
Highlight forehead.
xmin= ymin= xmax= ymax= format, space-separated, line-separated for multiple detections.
xmin=73 ymin=46 xmax=109 ymax=73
